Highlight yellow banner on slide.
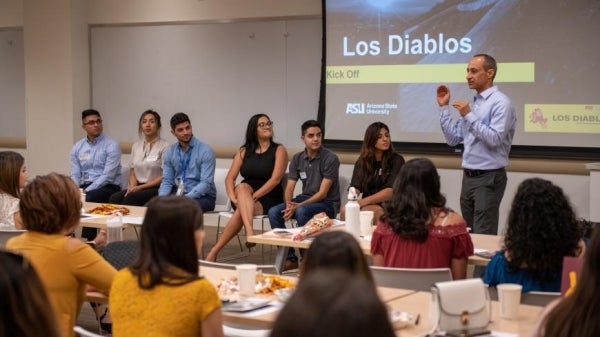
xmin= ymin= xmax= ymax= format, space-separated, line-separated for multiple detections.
xmin=524 ymin=104 xmax=600 ymax=133
xmin=325 ymin=63 xmax=534 ymax=84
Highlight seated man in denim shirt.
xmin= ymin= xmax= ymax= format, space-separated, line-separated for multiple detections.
xmin=158 ymin=112 xmax=216 ymax=212
xmin=70 ymin=109 xmax=122 ymax=241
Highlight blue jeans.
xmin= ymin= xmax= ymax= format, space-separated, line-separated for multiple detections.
xmin=268 ymin=195 xmax=335 ymax=261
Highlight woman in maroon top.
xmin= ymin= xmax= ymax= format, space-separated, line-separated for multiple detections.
xmin=370 ymin=158 xmax=473 ymax=279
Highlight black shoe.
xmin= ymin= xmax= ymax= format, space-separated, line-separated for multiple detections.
xmin=283 ymin=259 xmax=299 ymax=271
xmin=100 ymin=322 xmax=112 ymax=333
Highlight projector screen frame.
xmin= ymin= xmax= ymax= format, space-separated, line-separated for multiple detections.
xmin=317 ymin=0 xmax=599 ymax=161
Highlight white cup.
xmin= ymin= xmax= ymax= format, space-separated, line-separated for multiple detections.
xmin=236 ymin=264 xmax=257 ymax=297
xmin=497 ymin=283 xmax=522 ymax=320
xmin=79 ymin=188 xmax=86 ymax=213
xmin=359 ymin=211 xmax=374 ymax=237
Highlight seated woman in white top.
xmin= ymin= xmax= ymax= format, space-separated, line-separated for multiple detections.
xmin=0 ymin=151 xmax=27 ymax=229
xmin=109 ymin=110 xmax=170 ymax=206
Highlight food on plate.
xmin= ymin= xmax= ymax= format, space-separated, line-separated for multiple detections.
xmin=216 ymin=273 xmax=295 ymax=302
xmin=87 ymin=203 xmax=131 ymax=215
xmin=389 ymin=310 xmax=414 ymax=330
xmin=255 ymin=274 xmax=295 ymax=294
xmin=292 ymin=212 xmax=333 ymax=241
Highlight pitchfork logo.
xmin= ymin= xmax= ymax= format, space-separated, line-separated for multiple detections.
xmin=529 ymin=107 xmax=547 ymax=128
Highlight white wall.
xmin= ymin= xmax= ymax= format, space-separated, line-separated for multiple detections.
xmin=0 ymin=0 xmax=22 ymax=27
xmin=86 ymin=0 xmax=321 ymax=24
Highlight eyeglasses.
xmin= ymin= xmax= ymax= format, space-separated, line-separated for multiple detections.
xmin=83 ymin=119 xmax=102 ymax=126
xmin=258 ymin=121 xmax=273 ymax=128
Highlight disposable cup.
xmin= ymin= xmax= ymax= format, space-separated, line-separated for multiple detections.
xmin=359 ymin=211 xmax=374 ymax=237
xmin=236 ymin=264 xmax=257 ymax=297
xmin=497 ymin=283 xmax=522 ymax=319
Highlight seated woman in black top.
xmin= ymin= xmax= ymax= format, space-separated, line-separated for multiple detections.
xmin=340 ymin=122 xmax=404 ymax=225
xmin=205 ymin=114 xmax=287 ymax=261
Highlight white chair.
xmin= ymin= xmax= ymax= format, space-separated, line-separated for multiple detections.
xmin=521 ymin=291 xmax=561 ymax=306
xmin=215 ymin=200 xmax=270 ymax=262
xmin=74 ymin=326 xmax=104 ymax=337
xmin=223 ymin=324 xmax=271 ymax=337
xmin=337 ymin=175 xmax=350 ymax=218
xmin=486 ymin=286 xmax=560 ymax=307
xmin=0 ymin=229 xmax=26 ymax=248
xmin=214 ymin=171 xmax=286 ymax=263
xmin=370 ymin=266 xmax=452 ymax=291
xmin=199 ymin=259 xmax=280 ymax=275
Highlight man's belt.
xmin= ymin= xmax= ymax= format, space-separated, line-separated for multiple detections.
xmin=463 ymin=168 xmax=505 ymax=177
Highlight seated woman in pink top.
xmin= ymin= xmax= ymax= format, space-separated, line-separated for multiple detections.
xmin=370 ymin=158 xmax=474 ymax=279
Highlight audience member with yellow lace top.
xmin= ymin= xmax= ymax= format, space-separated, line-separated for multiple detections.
xmin=110 ymin=196 xmax=223 ymax=337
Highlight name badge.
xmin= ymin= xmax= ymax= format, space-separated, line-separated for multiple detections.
xmin=299 ymin=171 xmax=307 ymax=179
xmin=145 ymin=155 xmax=158 ymax=162
xmin=78 ymin=152 xmax=90 ymax=162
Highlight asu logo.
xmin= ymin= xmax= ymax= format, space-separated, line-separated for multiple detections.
xmin=529 ymin=107 xmax=547 ymax=128
xmin=346 ymin=103 xmax=365 ymax=114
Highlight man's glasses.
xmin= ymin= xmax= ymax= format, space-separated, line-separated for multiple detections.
xmin=258 ymin=121 xmax=273 ymax=128
xmin=83 ymin=119 xmax=102 ymax=126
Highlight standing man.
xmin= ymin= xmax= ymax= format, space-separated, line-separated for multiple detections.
xmin=158 ymin=112 xmax=216 ymax=212
xmin=71 ymin=109 xmax=122 ymax=241
xmin=437 ymin=54 xmax=516 ymax=235
xmin=268 ymin=120 xmax=340 ymax=270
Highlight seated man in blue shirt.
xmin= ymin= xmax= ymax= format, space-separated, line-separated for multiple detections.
xmin=70 ymin=109 xmax=122 ymax=241
xmin=158 ymin=112 xmax=216 ymax=212
xmin=268 ymin=120 xmax=340 ymax=271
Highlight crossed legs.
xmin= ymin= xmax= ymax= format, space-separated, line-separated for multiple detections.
xmin=205 ymin=183 xmax=263 ymax=261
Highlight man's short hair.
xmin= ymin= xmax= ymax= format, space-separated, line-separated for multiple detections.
xmin=81 ymin=109 xmax=100 ymax=121
xmin=301 ymin=120 xmax=322 ymax=136
xmin=170 ymin=112 xmax=191 ymax=130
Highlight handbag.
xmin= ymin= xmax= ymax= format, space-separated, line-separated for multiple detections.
xmin=430 ymin=278 xmax=491 ymax=336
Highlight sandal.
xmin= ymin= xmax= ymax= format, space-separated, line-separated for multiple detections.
xmin=91 ymin=303 xmax=112 ymax=333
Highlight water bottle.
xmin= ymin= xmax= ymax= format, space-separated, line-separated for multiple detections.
xmin=106 ymin=212 xmax=123 ymax=243
xmin=345 ymin=187 xmax=361 ymax=239
xmin=79 ymin=188 xmax=86 ymax=213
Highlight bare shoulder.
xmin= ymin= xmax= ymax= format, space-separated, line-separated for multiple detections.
xmin=436 ymin=210 xmax=467 ymax=227
xmin=446 ymin=211 xmax=466 ymax=224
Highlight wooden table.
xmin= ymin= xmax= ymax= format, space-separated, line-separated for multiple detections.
xmin=247 ymin=229 xmax=504 ymax=272
xmin=200 ymin=265 xmax=416 ymax=329
xmin=388 ymin=291 xmax=544 ymax=337
xmin=470 ymin=233 xmax=504 ymax=266
xmin=79 ymin=202 xmax=147 ymax=237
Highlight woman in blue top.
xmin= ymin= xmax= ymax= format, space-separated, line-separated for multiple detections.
xmin=483 ymin=178 xmax=585 ymax=292
xmin=205 ymin=114 xmax=287 ymax=262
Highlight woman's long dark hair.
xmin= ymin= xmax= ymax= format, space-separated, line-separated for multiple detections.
xmin=541 ymin=227 xmax=600 ymax=337
xmin=242 ymin=113 xmax=273 ymax=157
xmin=355 ymin=122 xmax=396 ymax=189
xmin=0 ymin=151 xmax=24 ymax=199
xmin=270 ymin=269 xmax=395 ymax=337
xmin=300 ymin=231 xmax=374 ymax=285
xmin=504 ymin=178 xmax=582 ymax=283
xmin=0 ymin=251 xmax=60 ymax=337
xmin=130 ymin=196 xmax=204 ymax=289
xmin=381 ymin=158 xmax=446 ymax=242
